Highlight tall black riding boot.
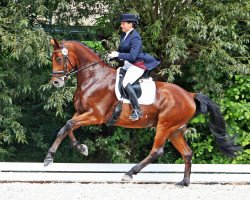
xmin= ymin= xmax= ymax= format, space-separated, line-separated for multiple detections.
xmin=124 ymin=83 xmax=142 ymax=121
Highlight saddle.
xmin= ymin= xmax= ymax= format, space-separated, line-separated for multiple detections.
xmin=107 ymin=68 xmax=156 ymax=126
xmin=115 ymin=68 xmax=156 ymax=105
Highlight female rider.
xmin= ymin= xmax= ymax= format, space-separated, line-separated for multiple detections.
xmin=108 ymin=13 xmax=160 ymax=121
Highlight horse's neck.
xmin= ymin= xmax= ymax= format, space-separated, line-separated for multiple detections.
xmin=76 ymin=62 xmax=116 ymax=89
xmin=69 ymin=42 xmax=116 ymax=88
xmin=75 ymin=50 xmax=100 ymax=67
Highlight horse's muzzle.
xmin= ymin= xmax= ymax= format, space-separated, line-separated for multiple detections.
xmin=51 ymin=77 xmax=65 ymax=88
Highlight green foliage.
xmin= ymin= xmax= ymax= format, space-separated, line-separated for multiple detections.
xmin=87 ymin=127 xmax=155 ymax=163
xmin=0 ymin=0 xmax=49 ymax=160
xmin=41 ymin=80 xmax=76 ymax=119
xmin=177 ymin=1 xmax=249 ymax=93
xmin=94 ymin=128 xmax=132 ymax=163
xmin=219 ymin=75 xmax=250 ymax=163
xmin=83 ymin=41 xmax=105 ymax=52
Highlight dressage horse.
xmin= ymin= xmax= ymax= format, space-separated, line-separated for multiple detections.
xmin=44 ymin=39 xmax=240 ymax=186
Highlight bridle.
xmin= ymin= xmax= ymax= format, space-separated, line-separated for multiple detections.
xmin=51 ymin=47 xmax=101 ymax=79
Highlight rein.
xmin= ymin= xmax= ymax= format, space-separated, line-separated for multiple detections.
xmin=69 ymin=60 xmax=101 ymax=76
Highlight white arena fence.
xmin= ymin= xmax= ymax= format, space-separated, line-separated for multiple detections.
xmin=0 ymin=162 xmax=249 ymax=184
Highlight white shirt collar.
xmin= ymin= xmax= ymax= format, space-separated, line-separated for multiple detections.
xmin=123 ymin=28 xmax=134 ymax=41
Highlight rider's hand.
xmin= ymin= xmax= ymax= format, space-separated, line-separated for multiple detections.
xmin=107 ymin=51 xmax=119 ymax=59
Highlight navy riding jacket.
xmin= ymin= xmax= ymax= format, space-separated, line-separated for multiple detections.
xmin=117 ymin=29 xmax=160 ymax=70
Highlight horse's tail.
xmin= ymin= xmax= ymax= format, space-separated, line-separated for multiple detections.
xmin=193 ymin=93 xmax=241 ymax=157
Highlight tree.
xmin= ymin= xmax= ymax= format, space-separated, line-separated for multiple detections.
xmin=0 ymin=0 xmax=49 ymax=159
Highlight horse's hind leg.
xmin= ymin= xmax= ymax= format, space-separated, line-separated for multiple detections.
xmin=122 ymin=125 xmax=170 ymax=181
xmin=169 ymin=127 xmax=193 ymax=186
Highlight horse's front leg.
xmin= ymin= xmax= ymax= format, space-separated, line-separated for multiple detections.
xmin=68 ymin=130 xmax=88 ymax=156
xmin=44 ymin=120 xmax=73 ymax=166
xmin=44 ymin=111 xmax=102 ymax=166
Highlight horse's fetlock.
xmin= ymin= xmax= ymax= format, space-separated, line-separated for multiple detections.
xmin=48 ymin=148 xmax=56 ymax=155
xmin=132 ymin=165 xmax=141 ymax=174
xmin=72 ymin=140 xmax=79 ymax=147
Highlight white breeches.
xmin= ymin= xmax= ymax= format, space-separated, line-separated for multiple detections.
xmin=122 ymin=61 xmax=145 ymax=88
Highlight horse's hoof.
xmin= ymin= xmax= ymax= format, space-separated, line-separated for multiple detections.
xmin=79 ymin=144 xmax=88 ymax=156
xmin=176 ymin=180 xmax=190 ymax=187
xmin=44 ymin=157 xmax=53 ymax=167
xmin=121 ymin=174 xmax=133 ymax=181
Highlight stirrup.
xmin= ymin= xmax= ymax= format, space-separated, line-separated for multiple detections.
xmin=129 ymin=109 xmax=142 ymax=121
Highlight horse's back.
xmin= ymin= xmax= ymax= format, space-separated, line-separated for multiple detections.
xmin=155 ymin=81 xmax=195 ymax=100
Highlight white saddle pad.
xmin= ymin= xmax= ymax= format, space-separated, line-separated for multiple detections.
xmin=115 ymin=68 xmax=156 ymax=105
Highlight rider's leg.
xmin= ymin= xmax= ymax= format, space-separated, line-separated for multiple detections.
xmin=122 ymin=62 xmax=145 ymax=121
xmin=124 ymin=83 xmax=142 ymax=121
xmin=122 ymin=61 xmax=145 ymax=84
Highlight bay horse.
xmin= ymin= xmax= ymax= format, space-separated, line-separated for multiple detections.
xmin=44 ymin=39 xmax=240 ymax=186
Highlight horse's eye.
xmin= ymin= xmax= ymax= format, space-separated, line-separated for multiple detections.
xmin=56 ymin=57 xmax=62 ymax=62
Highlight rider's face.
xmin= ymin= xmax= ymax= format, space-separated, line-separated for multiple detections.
xmin=120 ymin=22 xmax=133 ymax=33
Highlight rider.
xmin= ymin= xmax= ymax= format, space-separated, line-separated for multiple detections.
xmin=108 ymin=13 xmax=160 ymax=121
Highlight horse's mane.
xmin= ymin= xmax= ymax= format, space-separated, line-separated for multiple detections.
xmin=64 ymin=40 xmax=101 ymax=59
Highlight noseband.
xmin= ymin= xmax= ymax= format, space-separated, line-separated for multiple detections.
xmin=52 ymin=48 xmax=101 ymax=79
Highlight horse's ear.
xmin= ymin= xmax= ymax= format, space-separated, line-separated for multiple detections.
xmin=101 ymin=39 xmax=109 ymax=50
xmin=50 ymin=38 xmax=60 ymax=50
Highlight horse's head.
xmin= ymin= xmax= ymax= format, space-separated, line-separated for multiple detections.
xmin=50 ymin=38 xmax=77 ymax=87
